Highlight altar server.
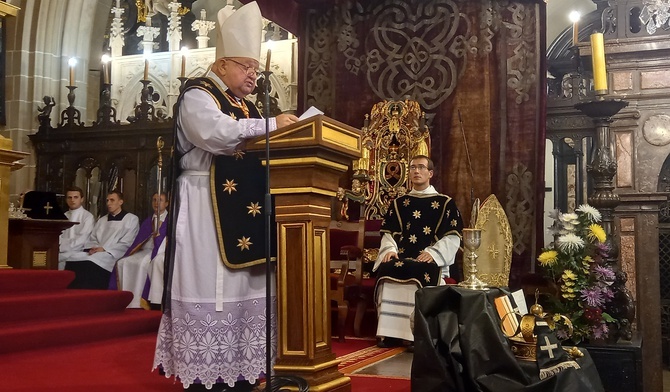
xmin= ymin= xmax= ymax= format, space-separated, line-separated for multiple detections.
xmin=65 ymin=190 xmax=139 ymax=290
xmin=59 ymin=186 xmax=95 ymax=270
xmin=374 ymin=155 xmax=463 ymax=348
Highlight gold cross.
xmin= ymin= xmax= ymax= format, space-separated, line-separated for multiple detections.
xmin=488 ymin=243 xmax=500 ymax=260
xmin=44 ymin=202 xmax=53 ymax=215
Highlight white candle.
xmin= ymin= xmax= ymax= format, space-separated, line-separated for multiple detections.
xmin=68 ymin=57 xmax=77 ymax=86
xmin=144 ymin=58 xmax=149 ymax=80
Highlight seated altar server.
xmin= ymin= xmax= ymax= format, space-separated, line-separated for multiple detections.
xmin=59 ymin=186 xmax=95 ymax=270
xmin=65 ymin=190 xmax=139 ymax=289
xmin=374 ymin=155 xmax=463 ymax=348
xmin=113 ymin=192 xmax=168 ymax=308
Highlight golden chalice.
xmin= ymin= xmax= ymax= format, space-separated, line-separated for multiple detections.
xmin=458 ymin=228 xmax=488 ymax=290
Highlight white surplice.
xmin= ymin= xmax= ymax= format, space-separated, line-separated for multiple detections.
xmin=373 ymin=185 xmax=461 ymax=342
xmin=117 ymin=210 xmax=167 ymax=308
xmin=67 ymin=211 xmax=139 ymax=272
xmin=58 ymin=206 xmax=95 ymax=269
xmin=153 ymin=71 xmax=278 ymax=389
xmin=147 ymin=240 xmax=166 ymax=305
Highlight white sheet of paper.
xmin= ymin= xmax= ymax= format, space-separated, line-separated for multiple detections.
xmin=511 ymin=289 xmax=528 ymax=315
xmin=298 ymin=106 xmax=324 ymax=121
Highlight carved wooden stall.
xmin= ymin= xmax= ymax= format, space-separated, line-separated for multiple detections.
xmin=29 ymin=89 xmax=172 ymax=220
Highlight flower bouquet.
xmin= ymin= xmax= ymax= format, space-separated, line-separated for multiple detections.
xmin=537 ymin=204 xmax=618 ymax=343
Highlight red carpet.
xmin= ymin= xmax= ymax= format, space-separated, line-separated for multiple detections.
xmin=1 ymin=270 xmax=409 ymax=391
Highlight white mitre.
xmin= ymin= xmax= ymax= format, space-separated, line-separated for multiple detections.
xmin=215 ymin=1 xmax=263 ymax=62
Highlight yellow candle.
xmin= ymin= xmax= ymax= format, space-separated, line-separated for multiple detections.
xmin=144 ymin=59 xmax=149 ymax=80
xmin=265 ymin=49 xmax=271 ymax=73
xmin=590 ymin=33 xmax=607 ymax=94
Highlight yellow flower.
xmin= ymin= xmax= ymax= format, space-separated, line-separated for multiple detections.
xmin=562 ymin=269 xmax=577 ymax=280
xmin=588 ymin=224 xmax=607 ymax=243
xmin=538 ymin=250 xmax=559 ymax=266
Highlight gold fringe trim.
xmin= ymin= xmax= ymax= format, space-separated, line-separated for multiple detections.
xmin=539 ymin=360 xmax=581 ymax=380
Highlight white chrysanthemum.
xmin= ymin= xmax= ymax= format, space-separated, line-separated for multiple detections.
xmin=561 ymin=213 xmax=579 ymax=224
xmin=547 ymin=209 xmax=561 ymax=220
xmin=562 ymin=222 xmax=576 ymax=232
xmin=557 ymin=233 xmax=585 ymax=253
xmin=576 ymin=204 xmax=602 ymax=222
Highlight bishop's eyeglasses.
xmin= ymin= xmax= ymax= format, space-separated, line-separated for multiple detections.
xmin=227 ymin=59 xmax=260 ymax=77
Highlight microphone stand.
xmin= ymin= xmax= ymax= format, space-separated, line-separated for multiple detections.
xmin=260 ymin=70 xmax=309 ymax=392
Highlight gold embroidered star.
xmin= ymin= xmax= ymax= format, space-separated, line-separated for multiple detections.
xmin=431 ymin=201 xmax=440 ymax=209
xmin=247 ymin=202 xmax=262 ymax=217
xmin=229 ymin=112 xmax=237 ymax=120
xmin=409 ymin=234 xmax=417 ymax=243
xmin=237 ymin=236 xmax=252 ymax=251
xmin=403 ymin=199 xmax=410 ymax=207
xmin=423 ymin=226 xmax=431 ymax=235
xmin=233 ymin=150 xmax=245 ymax=160
xmin=424 ymin=273 xmax=431 ymax=283
xmin=398 ymin=248 xmax=404 ymax=254
xmin=394 ymin=260 xmax=404 ymax=267
xmin=406 ymin=222 xmax=411 ymax=230
xmin=413 ymin=210 xmax=421 ymax=219
xmin=451 ymin=219 xmax=458 ymax=227
xmin=223 ymin=179 xmax=238 ymax=194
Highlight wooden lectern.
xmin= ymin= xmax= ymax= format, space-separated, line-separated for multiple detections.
xmin=8 ymin=218 xmax=76 ymax=270
xmin=246 ymin=115 xmax=361 ymax=392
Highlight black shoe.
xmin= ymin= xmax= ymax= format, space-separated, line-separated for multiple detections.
xmin=377 ymin=337 xmax=401 ymax=348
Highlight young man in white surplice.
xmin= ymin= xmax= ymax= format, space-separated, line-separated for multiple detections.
xmin=58 ymin=186 xmax=95 ymax=270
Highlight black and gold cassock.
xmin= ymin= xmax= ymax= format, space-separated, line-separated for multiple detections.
xmin=377 ymin=192 xmax=463 ymax=288
xmin=183 ymin=77 xmax=276 ymax=269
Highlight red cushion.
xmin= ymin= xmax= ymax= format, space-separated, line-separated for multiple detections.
xmin=330 ymin=229 xmax=359 ymax=260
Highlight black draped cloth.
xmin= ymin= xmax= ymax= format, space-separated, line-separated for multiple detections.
xmin=411 ymin=286 xmax=604 ymax=392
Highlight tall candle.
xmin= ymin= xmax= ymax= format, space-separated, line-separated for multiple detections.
xmin=590 ymin=33 xmax=607 ymax=94
xmin=569 ymin=11 xmax=580 ymax=47
xmin=181 ymin=54 xmax=186 ymax=78
xmin=103 ymin=63 xmax=109 ymax=84
xmin=68 ymin=57 xmax=76 ymax=86
xmin=101 ymin=54 xmax=111 ymax=84
xmin=265 ymin=49 xmax=271 ymax=73
xmin=144 ymin=58 xmax=149 ymax=80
